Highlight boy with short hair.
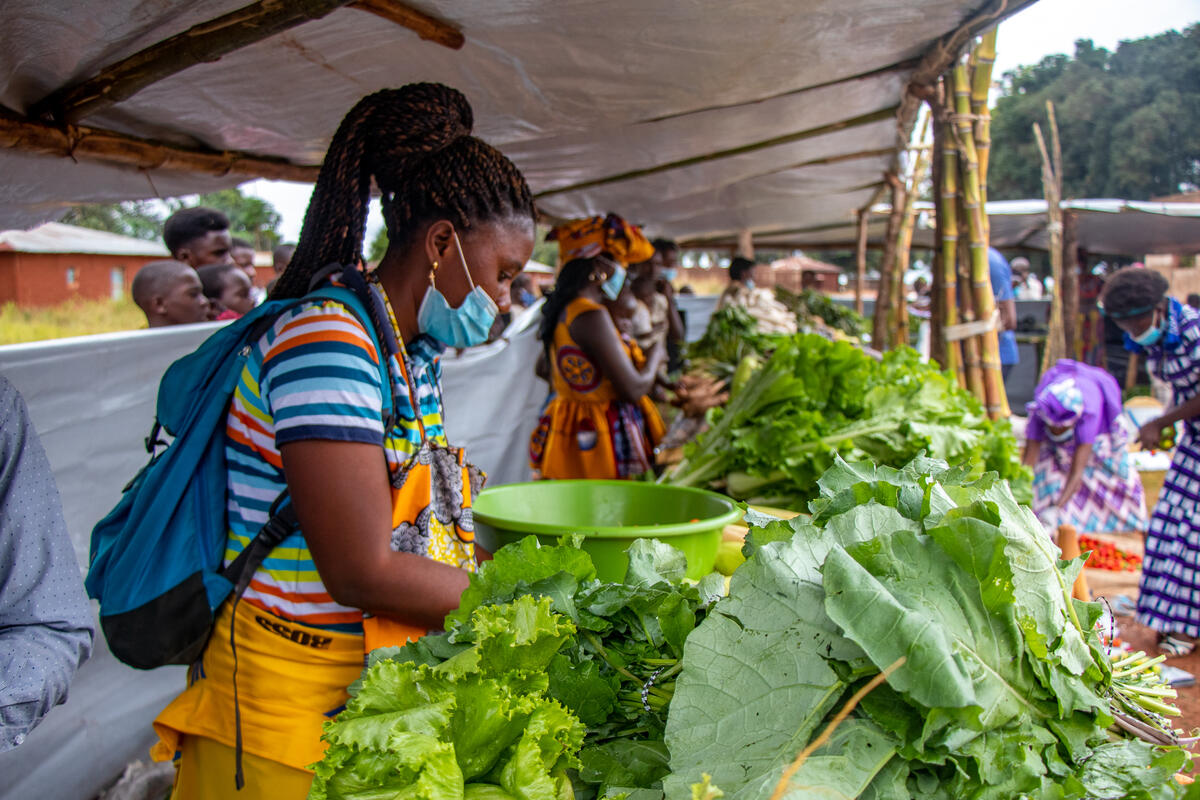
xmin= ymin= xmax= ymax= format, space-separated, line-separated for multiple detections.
xmin=131 ymin=260 xmax=210 ymax=327
xmin=197 ymin=263 xmax=255 ymax=320
xmin=230 ymin=237 xmax=265 ymax=305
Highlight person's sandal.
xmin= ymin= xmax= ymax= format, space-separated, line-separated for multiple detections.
xmin=1159 ymin=634 xmax=1197 ymax=657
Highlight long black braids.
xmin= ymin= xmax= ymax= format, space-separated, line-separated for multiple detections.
xmin=538 ymin=257 xmax=603 ymax=364
xmin=272 ymin=83 xmax=536 ymax=299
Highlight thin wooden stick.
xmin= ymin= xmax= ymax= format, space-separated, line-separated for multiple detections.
xmin=0 ymin=110 xmax=317 ymax=182
xmin=1034 ymin=119 xmax=1066 ymax=372
xmin=769 ymin=658 xmax=907 ymax=800
xmin=894 ymin=111 xmax=933 ymax=347
xmin=855 ymin=208 xmax=869 ymax=316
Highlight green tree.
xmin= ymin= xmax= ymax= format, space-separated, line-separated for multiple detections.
xmin=989 ymin=26 xmax=1200 ymax=201
xmin=61 ymin=186 xmax=285 ymax=249
xmin=530 ymin=225 xmax=558 ymax=267
xmin=59 ymin=201 xmax=164 ymax=241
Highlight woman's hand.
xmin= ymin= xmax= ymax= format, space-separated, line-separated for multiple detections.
xmin=1139 ymin=419 xmax=1165 ymax=451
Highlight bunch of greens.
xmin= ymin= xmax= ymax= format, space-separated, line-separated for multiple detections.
xmin=775 ymin=286 xmax=866 ymax=338
xmin=664 ymin=334 xmax=1029 ymax=509
xmin=310 ymin=594 xmax=584 ymax=800
xmin=664 ymin=456 xmax=1194 ymax=800
xmin=686 ymin=305 xmax=783 ymax=382
xmin=329 ymin=536 xmax=723 ymax=800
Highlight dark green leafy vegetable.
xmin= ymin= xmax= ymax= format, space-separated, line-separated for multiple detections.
xmin=663 ymin=456 xmax=1194 ymax=800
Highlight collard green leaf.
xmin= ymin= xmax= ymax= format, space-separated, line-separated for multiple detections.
xmin=624 ymin=538 xmax=688 ymax=587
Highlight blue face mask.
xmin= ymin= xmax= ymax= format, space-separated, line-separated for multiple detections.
xmin=662 ymin=268 xmax=678 ymax=282
xmin=744 ymin=278 xmax=756 ymax=290
xmin=417 ymin=231 xmax=498 ymax=348
xmin=1132 ymin=315 xmax=1165 ymax=347
xmin=519 ymin=289 xmax=536 ymax=307
xmin=601 ymin=263 xmax=626 ymax=301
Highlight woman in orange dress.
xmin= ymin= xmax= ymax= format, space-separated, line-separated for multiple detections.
xmin=530 ymin=256 xmax=666 ymax=479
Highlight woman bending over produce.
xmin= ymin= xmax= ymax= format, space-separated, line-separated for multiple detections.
xmin=530 ymin=253 xmax=666 ymax=480
xmin=1102 ymin=267 xmax=1200 ymax=657
xmin=151 ymin=84 xmax=536 ymax=799
xmin=1022 ymin=358 xmax=1146 ymax=534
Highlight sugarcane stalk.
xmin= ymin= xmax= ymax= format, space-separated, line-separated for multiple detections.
xmin=893 ymin=111 xmax=932 ymax=348
xmin=854 ymin=208 xmax=868 ymax=316
xmin=953 ymin=60 xmax=1009 ymax=417
xmin=958 ymin=215 xmax=986 ymax=401
xmin=937 ymin=98 xmax=964 ymax=382
xmin=971 ymin=29 xmax=997 ymax=241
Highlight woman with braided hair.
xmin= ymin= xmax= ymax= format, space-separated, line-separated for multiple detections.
xmin=151 ymin=84 xmax=535 ymax=799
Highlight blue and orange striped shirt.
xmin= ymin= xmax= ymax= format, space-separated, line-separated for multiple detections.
xmin=222 ymin=294 xmax=447 ymax=632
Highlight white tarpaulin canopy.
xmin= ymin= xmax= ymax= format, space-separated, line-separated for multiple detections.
xmin=0 ymin=0 xmax=1029 ymax=238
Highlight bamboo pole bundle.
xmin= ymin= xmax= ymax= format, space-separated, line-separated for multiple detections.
xmin=952 ymin=59 xmax=1009 ymax=418
xmin=893 ymin=112 xmax=933 ymax=347
xmin=937 ymin=96 xmax=965 ymax=383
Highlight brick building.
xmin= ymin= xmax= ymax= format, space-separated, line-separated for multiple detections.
xmin=0 ymin=222 xmax=169 ymax=307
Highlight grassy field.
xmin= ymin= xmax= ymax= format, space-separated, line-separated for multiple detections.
xmin=0 ymin=298 xmax=147 ymax=345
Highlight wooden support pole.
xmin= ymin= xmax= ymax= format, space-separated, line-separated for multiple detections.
xmin=29 ymin=0 xmax=463 ymax=123
xmin=872 ymin=173 xmax=905 ymax=350
xmin=854 ymin=209 xmax=869 ymax=316
xmin=31 ymin=0 xmax=354 ymax=122
xmin=893 ymin=111 xmax=932 ymax=347
xmin=0 ymin=111 xmax=318 ymax=182
xmin=1034 ymin=105 xmax=1068 ymax=373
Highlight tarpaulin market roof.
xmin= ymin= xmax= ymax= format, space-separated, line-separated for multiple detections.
xmin=0 ymin=0 xmax=1031 ymax=239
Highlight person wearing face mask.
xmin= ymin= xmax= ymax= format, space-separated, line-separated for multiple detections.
xmin=1102 ymin=267 xmax=1200 ymax=657
xmin=1021 ymin=359 xmax=1146 ymax=538
xmin=150 ymin=84 xmax=536 ymax=800
xmin=529 ymin=247 xmax=667 ymax=481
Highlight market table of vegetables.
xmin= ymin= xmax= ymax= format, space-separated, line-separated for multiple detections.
xmin=308 ymin=324 xmax=1198 ymax=799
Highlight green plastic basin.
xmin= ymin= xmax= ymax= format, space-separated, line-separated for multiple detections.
xmin=471 ymin=480 xmax=741 ymax=582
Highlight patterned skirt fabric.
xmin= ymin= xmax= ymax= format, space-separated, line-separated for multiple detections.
xmin=1138 ymin=435 xmax=1200 ymax=636
xmin=1031 ymin=428 xmax=1147 ymax=534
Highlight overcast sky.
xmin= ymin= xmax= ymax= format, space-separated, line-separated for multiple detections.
xmin=243 ymin=0 xmax=1200 ymax=245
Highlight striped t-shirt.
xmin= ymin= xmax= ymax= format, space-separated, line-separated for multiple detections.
xmin=223 ymin=294 xmax=447 ymax=631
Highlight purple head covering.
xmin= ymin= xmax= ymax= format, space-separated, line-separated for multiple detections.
xmin=1027 ymin=375 xmax=1086 ymax=428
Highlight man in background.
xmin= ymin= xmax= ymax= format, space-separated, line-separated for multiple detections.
xmin=988 ymin=247 xmax=1019 ymax=379
xmin=0 ymin=376 xmax=94 ymax=751
xmin=162 ymin=207 xmax=233 ymax=271
xmin=131 ymin=261 xmax=210 ymax=327
xmin=1011 ymin=256 xmax=1044 ymax=300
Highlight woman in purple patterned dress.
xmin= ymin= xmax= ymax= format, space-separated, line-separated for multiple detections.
xmin=1101 ymin=267 xmax=1200 ymax=656
xmin=1022 ymin=359 xmax=1146 ymax=534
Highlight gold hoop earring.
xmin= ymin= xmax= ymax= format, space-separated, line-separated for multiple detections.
xmin=430 ymin=260 xmax=439 ymax=285
xmin=589 ymin=272 xmax=600 ymax=282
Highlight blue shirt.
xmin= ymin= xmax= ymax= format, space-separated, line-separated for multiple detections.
xmin=0 ymin=377 xmax=94 ymax=751
xmin=989 ymin=248 xmax=1019 ymax=366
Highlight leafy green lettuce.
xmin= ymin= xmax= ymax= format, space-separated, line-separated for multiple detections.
xmin=664 ymin=336 xmax=1030 ymax=509
xmin=310 ymin=595 xmax=585 ymax=800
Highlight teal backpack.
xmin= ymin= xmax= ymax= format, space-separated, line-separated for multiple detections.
xmin=86 ymin=267 xmax=400 ymax=669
